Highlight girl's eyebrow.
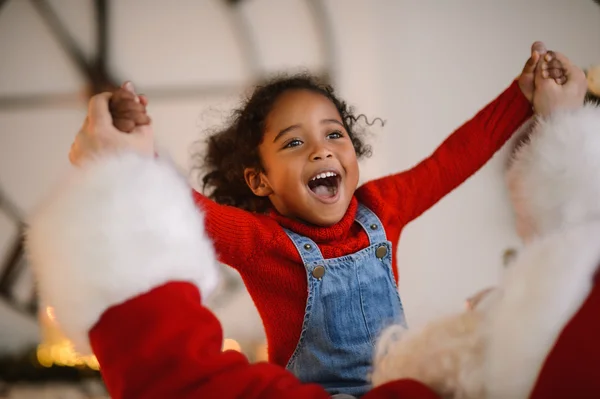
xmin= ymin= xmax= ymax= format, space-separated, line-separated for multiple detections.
xmin=274 ymin=124 xmax=300 ymax=143
xmin=322 ymin=119 xmax=343 ymax=127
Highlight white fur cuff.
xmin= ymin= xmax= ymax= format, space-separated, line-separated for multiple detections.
xmin=26 ymin=153 xmax=219 ymax=354
xmin=507 ymin=104 xmax=600 ymax=241
xmin=484 ymin=222 xmax=600 ymax=398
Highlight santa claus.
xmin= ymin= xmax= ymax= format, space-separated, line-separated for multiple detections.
xmin=26 ymin=52 xmax=598 ymax=398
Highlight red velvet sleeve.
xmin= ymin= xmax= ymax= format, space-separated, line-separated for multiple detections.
xmin=89 ymin=282 xmax=330 ymax=399
xmin=89 ymin=282 xmax=441 ymax=399
xmin=360 ymin=80 xmax=533 ymax=225
xmin=528 ymin=272 xmax=600 ymax=398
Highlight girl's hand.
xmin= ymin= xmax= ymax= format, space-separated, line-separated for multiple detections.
xmin=518 ymin=42 xmax=565 ymax=103
xmin=69 ymin=89 xmax=155 ymax=167
xmin=109 ymin=82 xmax=151 ymax=133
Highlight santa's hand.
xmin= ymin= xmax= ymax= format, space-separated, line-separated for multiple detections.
xmin=539 ymin=51 xmax=567 ymax=84
xmin=533 ymin=52 xmax=587 ymax=117
xmin=69 ymin=90 xmax=155 ymax=167
xmin=466 ymin=287 xmax=496 ymax=310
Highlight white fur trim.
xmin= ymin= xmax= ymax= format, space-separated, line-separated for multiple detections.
xmin=484 ymin=222 xmax=600 ymax=398
xmin=27 ymin=153 xmax=219 ymax=355
xmin=372 ymin=312 xmax=485 ymax=399
xmin=372 ymin=223 xmax=600 ymax=398
xmin=507 ymin=104 xmax=600 ymax=241
xmin=506 ymin=117 xmax=537 ymax=169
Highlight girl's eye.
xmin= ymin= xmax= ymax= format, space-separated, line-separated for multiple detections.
xmin=284 ymin=139 xmax=303 ymax=149
xmin=327 ymin=131 xmax=343 ymax=139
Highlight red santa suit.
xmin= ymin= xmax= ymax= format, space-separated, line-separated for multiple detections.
xmin=26 ymin=105 xmax=600 ymax=399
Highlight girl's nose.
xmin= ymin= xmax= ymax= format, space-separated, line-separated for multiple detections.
xmin=310 ymin=146 xmax=333 ymax=161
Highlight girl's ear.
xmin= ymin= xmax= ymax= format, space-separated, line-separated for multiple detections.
xmin=244 ymin=168 xmax=273 ymax=197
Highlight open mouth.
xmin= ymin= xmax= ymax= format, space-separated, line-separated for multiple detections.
xmin=307 ymin=171 xmax=341 ymax=200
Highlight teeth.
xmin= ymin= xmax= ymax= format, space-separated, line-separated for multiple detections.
xmin=310 ymin=171 xmax=337 ymax=181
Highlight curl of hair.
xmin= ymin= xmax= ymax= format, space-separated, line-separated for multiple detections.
xmin=199 ymin=72 xmax=379 ymax=213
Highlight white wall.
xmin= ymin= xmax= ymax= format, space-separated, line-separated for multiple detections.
xmin=0 ymin=0 xmax=599 ymax=354
xmin=375 ymin=0 xmax=600 ymax=327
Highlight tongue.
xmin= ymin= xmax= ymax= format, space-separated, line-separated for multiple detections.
xmin=313 ymin=184 xmax=336 ymax=198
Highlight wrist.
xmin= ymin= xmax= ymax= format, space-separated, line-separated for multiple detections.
xmin=538 ymin=102 xmax=583 ymax=118
xmin=517 ymin=78 xmax=534 ymax=104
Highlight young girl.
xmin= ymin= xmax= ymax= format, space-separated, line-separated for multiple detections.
xmin=77 ymin=43 xmax=563 ymax=397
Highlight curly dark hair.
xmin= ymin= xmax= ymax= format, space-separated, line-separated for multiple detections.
xmin=198 ymin=72 xmax=380 ymax=213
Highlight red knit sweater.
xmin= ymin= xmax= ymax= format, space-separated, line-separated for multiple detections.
xmin=193 ymin=80 xmax=532 ymax=367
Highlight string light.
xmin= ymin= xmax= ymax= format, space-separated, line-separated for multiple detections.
xmin=46 ymin=306 xmax=56 ymax=322
xmin=36 ymin=340 xmax=100 ymax=370
xmin=222 ymin=338 xmax=241 ymax=352
xmin=254 ymin=342 xmax=268 ymax=362
xmin=37 ymin=307 xmax=99 ymax=370
xmin=41 ymin=309 xmax=257 ymax=368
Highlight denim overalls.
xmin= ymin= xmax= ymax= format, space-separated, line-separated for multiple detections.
xmin=283 ymin=203 xmax=407 ymax=397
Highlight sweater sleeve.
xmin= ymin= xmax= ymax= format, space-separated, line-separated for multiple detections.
xmin=360 ymin=80 xmax=533 ymax=225
xmin=89 ymin=282 xmax=441 ymax=399
xmin=192 ymin=190 xmax=275 ymax=270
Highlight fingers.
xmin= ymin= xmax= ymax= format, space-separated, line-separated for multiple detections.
xmin=122 ymin=81 xmax=136 ymax=94
xmin=534 ymin=57 xmax=552 ymax=88
xmin=552 ymin=52 xmax=587 ymax=87
xmin=110 ymin=85 xmax=150 ymax=132
xmin=540 ymin=56 xmax=565 ymax=80
xmin=110 ymin=97 xmax=147 ymax=115
xmin=117 ymin=110 xmax=151 ymax=125
xmin=111 ymin=87 xmax=137 ymax=102
xmin=548 ymin=51 xmax=575 ymax=76
xmin=68 ymin=142 xmax=77 ymax=165
xmin=531 ymin=41 xmax=547 ymax=56
xmin=138 ymin=95 xmax=148 ymax=107
xmin=534 ymin=49 xmax=569 ymax=87
xmin=122 ymin=81 xmax=141 ymax=103
xmin=522 ymin=41 xmax=547 ymax=75
xmin=113 ymin=118 xmax=137 ymax=133
xmin=112 ymin=111 xmax=150 ymax=133
xmin=69 ymin=134 xmax=87 ymax=166
xmin=522 ymin=50 xmax=540 ymax=76
xmin=111 ymin=104 xmax=150 ymax=124
xmin=136 ymin=113 xmax=151 ymax=125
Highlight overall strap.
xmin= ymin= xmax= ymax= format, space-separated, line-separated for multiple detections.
xmin=354 ymin=203 xmax=387 ymax=245
xmin=283 ymin=228 xmax=325 ymax=265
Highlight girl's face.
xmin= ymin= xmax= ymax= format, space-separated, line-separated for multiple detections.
xmin=244 ymin=90 xmax=359 ymax=226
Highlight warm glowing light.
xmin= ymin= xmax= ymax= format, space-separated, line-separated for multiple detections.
xmin=222 ymin=338 xmax=241 ymax=352
xmin=46 ymin=306 xmax=56 ymax=322
xmin=38 ymin=305 xmax=99 ymax=370
xmin=36 ymin=341 xmax=100 ymax=370
xmin=87 ymin=355 xmax=100 ymax=370
xmin=36 ymin=345 xmax=53 ymax=368
xmin=255 ymin=342 xmax=268 ymax=362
